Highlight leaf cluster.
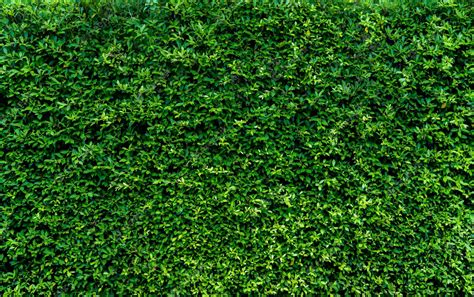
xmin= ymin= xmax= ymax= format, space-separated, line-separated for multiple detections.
xmin=0 ymin=0 xmax=472 ymax=295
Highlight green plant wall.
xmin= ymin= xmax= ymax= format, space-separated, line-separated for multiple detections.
xmin=0 ymin=0 xmax=472 ymax=294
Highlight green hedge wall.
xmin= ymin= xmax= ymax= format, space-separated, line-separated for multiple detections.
xmin=1 ymin=0 xmax=472 ymax=294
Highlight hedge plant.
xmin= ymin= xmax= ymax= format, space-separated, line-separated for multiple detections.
xmin=0 ymin=0 xmax=472 ymax=294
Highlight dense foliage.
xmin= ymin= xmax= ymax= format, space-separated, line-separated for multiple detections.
xmin=1 ymin=0 xmax=472 ymax=294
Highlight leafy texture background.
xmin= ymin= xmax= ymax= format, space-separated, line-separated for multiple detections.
xmin=0 ymin=0 xmax=472 ymax=294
